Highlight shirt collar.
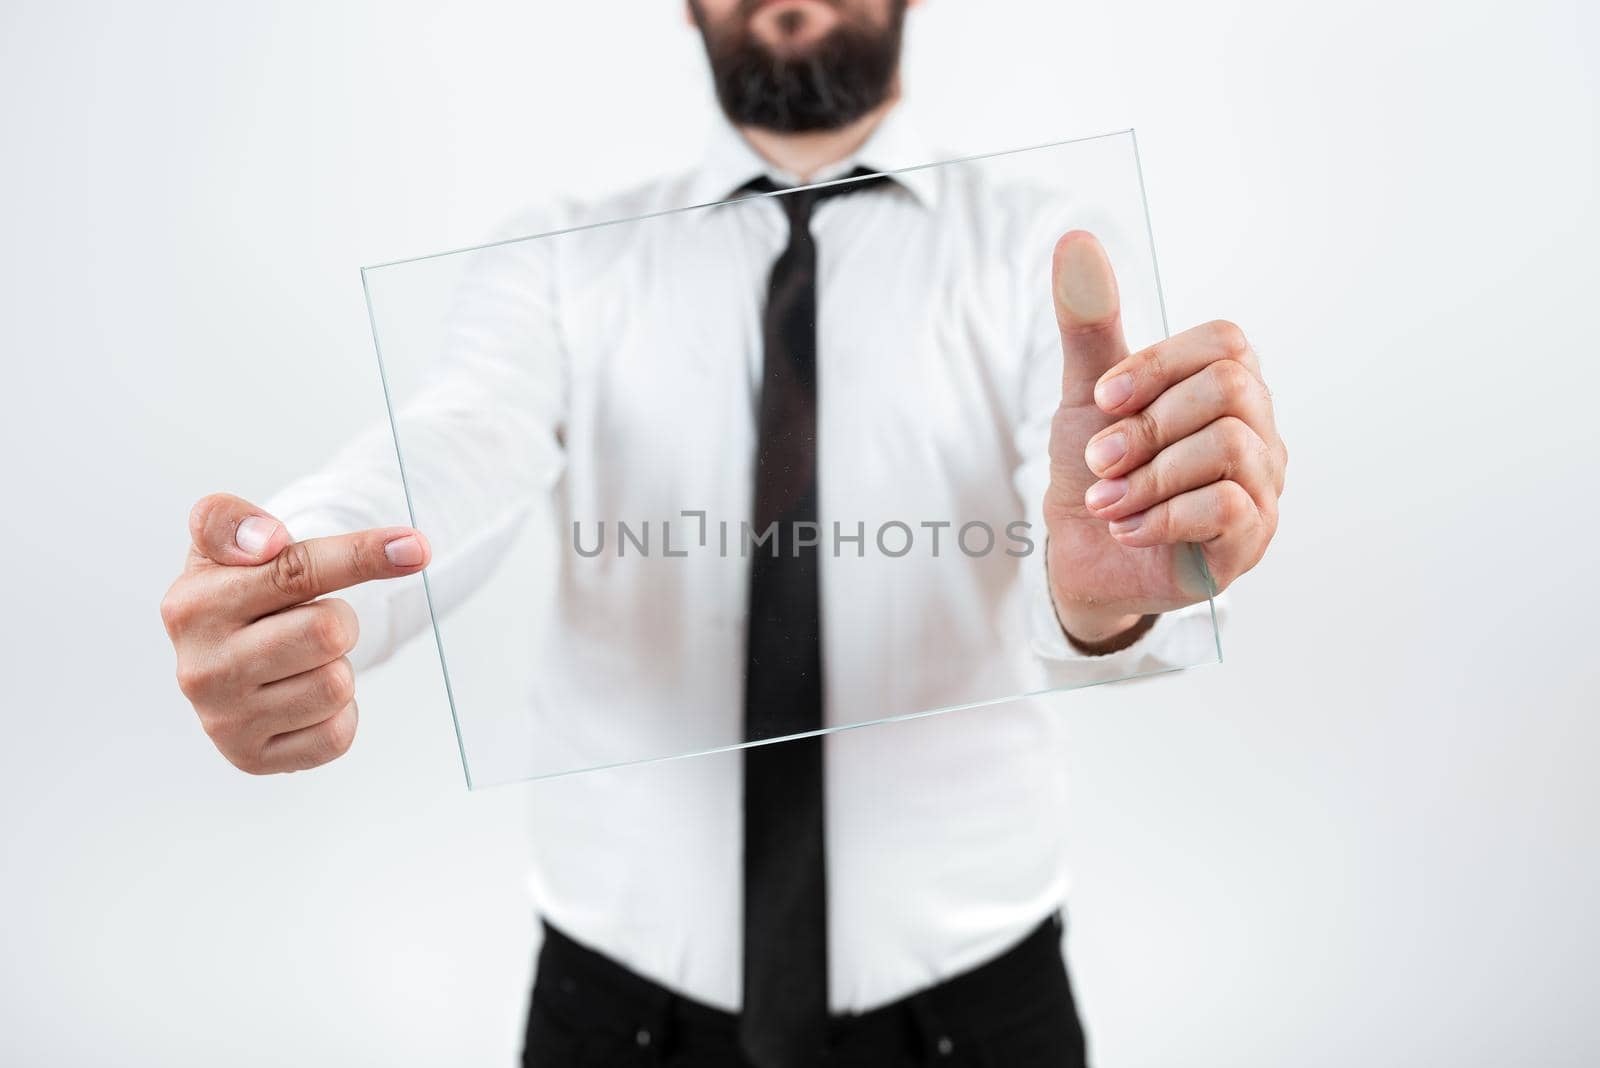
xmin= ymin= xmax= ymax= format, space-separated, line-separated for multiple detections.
xmin=686 ymin=99 xmax=941 ymax=217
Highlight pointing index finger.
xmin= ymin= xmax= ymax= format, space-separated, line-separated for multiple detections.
xmin=225 ymin=527 xmax=431 ymax=620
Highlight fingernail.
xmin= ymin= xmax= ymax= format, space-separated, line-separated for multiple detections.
xmin=236 ymin=516 xmax=278 ymax=555
xmin=1109 ymin=513 xmax=1144 ymax=536
xmin=384 ymin=534 xmax=424 ymax=567
xmin=1094 ymin=373 xmax=1134 ymax=411
xmin=1085 ymin=478 xmax=1127 ymax=510
xmin=1085 ymin=432 xmax=1127 ymax=473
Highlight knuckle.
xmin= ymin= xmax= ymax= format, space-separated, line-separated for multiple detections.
xmin=1145 ymin=449 xmax=1177 ymax=500
xmin=308 ymin=603 xmax=353 ymax=658
xmin=175 ymin=657 xmax=221 ymax=701
xmin=1207 ymin=357 xmax=1250 ymax=402
xmin=268 ymin=543 xmax=318 ymax=602
xmin=188 ymin=493 xmax=228 ymax=538
xmin=229 ymin=746 xmax=272 ymax=776
xmin=315 ymin=707 xmax=358 ymax=763
xmin=1215 ymin=480 xmax=1253 ymax=525
xmin=1252 ymin=434 xmax=1277 ymax=479
xmin=346 ymin=536 xmax=381 ymax=581
xmin=159 ymin=585 xmax=197 ymax=636
xmin=208 ymin=720 xmax=265 ymax=773
xmin=331 ymin=598 xmax=360 ymax=650
xmin=1134 ymin=343 xmax=1168 ymax=387
xmin=1128 ymin=408 xmax=1161 ymax=454
xmin=1215 ymin=416 xmax=1254 ymax=474
xmin=174 ymin=662 xmax=203 ymax=699
xmin=314 ymin=658 xmax=356 ymax=710
xmin=1260 ymin=492 xmax=1281 ymax=531
xmin=1208 ymin=319 xmax=1250 ymax=358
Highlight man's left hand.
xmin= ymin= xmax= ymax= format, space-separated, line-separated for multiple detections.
xmin=1041 ymin=231 xmax=1288 ymax=648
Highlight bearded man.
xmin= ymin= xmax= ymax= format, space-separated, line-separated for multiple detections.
xmin=160 ymin=2 xmax=1287 ymax=1064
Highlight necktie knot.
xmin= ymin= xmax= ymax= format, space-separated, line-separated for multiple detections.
xmin=741 ymin=167 xmax=890 ymax=231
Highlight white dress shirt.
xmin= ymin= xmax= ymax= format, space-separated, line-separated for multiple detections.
xmin=268 ymin=102 xmax=1218 ymax=1014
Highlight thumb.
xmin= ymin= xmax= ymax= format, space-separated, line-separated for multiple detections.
xmin=1052 ymin=231 xmax=1129 ymax=407
xmin=187 ymin=493 xmax=291 ymax=567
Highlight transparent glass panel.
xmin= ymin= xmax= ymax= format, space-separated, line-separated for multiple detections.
xmin=361 ymin=130 xmax=1220 ymax=787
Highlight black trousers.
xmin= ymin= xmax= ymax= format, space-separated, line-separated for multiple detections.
xmin=522 ymin=914 xmax=1088 ymax=1068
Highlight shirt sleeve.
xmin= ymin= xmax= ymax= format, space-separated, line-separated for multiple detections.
xmin=267 ymin=210 xmax=569 ymax=670
xmin=1008 ymin=197 xmax=1223 ymax=684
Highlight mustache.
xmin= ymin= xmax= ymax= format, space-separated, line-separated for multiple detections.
xmin=738 ymin=0 xmax=841 ymax=18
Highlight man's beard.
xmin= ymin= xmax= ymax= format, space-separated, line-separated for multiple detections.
xmin=693 ymin=1 xmax=908 ymax=133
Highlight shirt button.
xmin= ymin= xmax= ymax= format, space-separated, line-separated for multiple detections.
xmin=635 ymin=1028 xmax=652 ymax=1048
xmin=936 ymin=1035 xmax=954 ymax=1057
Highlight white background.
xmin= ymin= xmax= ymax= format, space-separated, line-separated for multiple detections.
xmin=2 ymin=1 xmax=1597 ymax=1064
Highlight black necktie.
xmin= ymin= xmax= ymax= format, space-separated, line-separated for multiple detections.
xmin=740 ymin=169 xmax=888 ymax=1068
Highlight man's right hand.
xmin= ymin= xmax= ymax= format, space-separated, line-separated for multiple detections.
xmin=160 ymin=493 xmax=431 ymax=774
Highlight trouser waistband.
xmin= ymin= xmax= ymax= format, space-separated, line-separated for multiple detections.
xmin=528 ymin=912 xmax=1080 ymax=1066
